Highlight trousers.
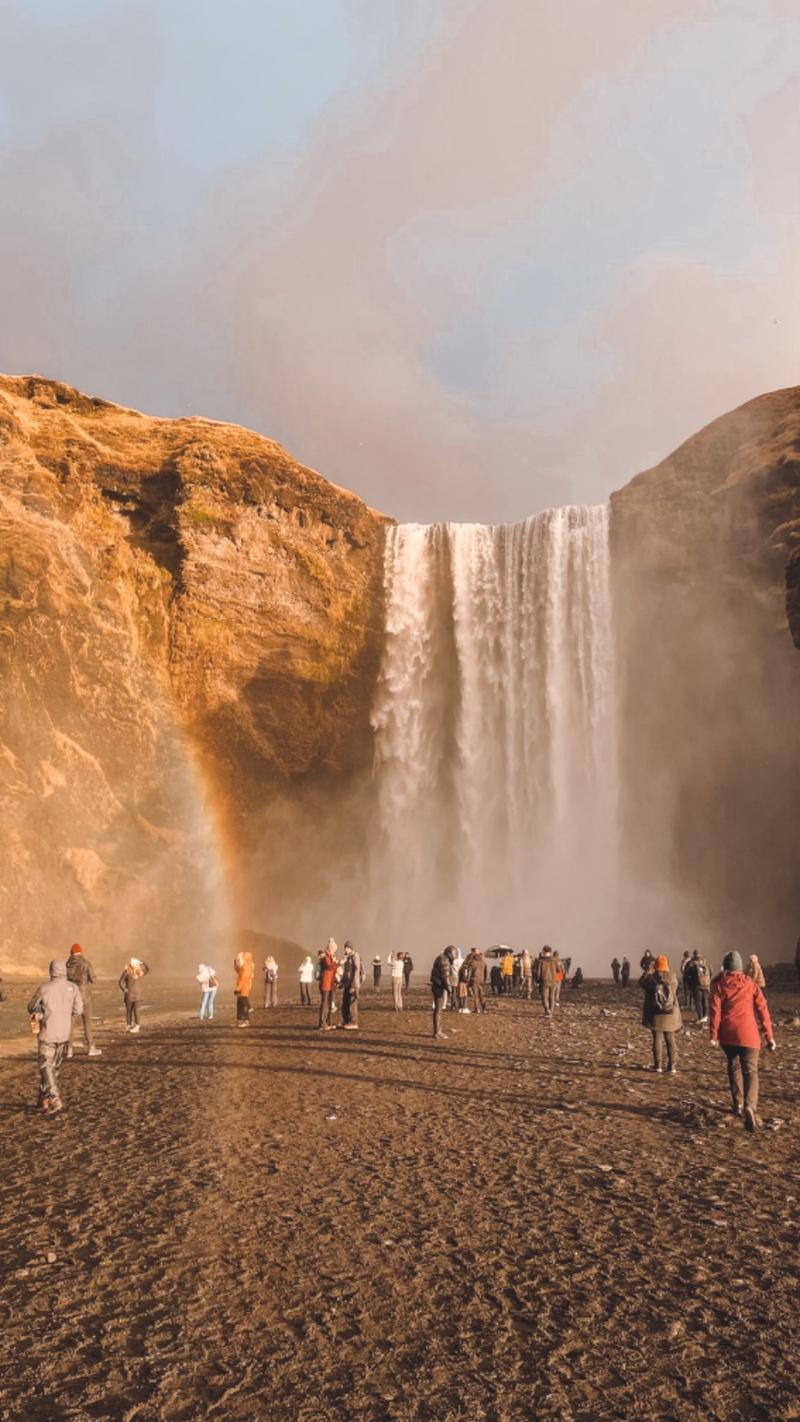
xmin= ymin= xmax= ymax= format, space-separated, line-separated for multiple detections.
xmin=38 ymin=1040 xmax=66 ymax=1103
xmin=722 ymin=1045 xmax=760 ymax=1112
xmin=651 ymin=1029 xmax=676 ymax=1070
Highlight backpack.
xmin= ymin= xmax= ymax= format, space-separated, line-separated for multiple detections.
xmin=696 ymin=962 xmax=710 ymax=991
xmin=653 ymin=978 xmax=676 ymax=1015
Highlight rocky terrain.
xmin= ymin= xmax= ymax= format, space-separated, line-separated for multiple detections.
xmin=0 ymin=375 xmax=386 ymax=972
xmin=2 ymin=982 xmax=799 ymax=1422
xmin=611 ymin=387 xmax=800 ymax=956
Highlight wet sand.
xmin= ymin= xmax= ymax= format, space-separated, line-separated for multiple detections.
xmin=1 ymin=982 xmax=799 ymax=1422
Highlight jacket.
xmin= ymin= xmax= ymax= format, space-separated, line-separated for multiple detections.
xmin=430 ymin=953 xmax=452 ymax=995
xmin=537 ymin=954 xmax=557 ymax=988
xmin=320 ymin=950 xmax=337 ymax=993
xmin=640 ymin=970 xmax=682 ymax=1031
xmin=119 ymin=962 xmax=150 ymax=1003
xmin=66 ymin=954 xmax=96 ymax=995
xmin=28 ymin=962 xmax=83 ymax=1044
xmin=342 ymin=953 xmax=361 ymax=993
xmin=467 ymin=951 xmax=484 ymax=986
xmin=745 ymin=960 xmax=766 ymax=989
xmin=501 ymin=954 xmax=514 ymax=977
xmin=234 ymin=954 xmax=254 ymax=996
xmin=709 ymin=971 xmax=773 ymax=1049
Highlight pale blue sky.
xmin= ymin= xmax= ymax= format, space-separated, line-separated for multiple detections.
xmin=1 ymin=0 xmax=798 ymax=519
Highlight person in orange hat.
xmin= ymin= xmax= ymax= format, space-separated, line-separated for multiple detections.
xmin=639 ymin=954 xmax=682 ymax=1073
xmin=66 ymin=943 xmax=102 ymax=1057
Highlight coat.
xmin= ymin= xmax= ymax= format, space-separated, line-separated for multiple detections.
xmin=640 ymin=970 xmax=682 ymax=1032
xmin=430 ymin=953 xmax=452 ymax=996
xmin=709 ymin=971 xmax=773 ymax=1049
xmin=119 ymin=963 xmax=150 ymax=1003
xmin=319 ymin=951 xmax=337 ymax=993
xmin=234 ymin=954 xmax=254 ymax=996
xmin=537 ymin=954 xmax=557 ymax=988
xmin=28 ymin=962 xmax=83 ymax=1044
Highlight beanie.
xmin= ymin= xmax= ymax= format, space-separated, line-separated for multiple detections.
xmin=723 ymin=951 xmax=743 ymax=973
xmin=70 ymin=943 xmax=82 ymax=955
xmin=654 ymin=955 xmax=669 ymax=972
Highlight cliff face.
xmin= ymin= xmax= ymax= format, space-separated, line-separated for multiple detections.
xmin=611 ymin=387 xmax=800 ymax=953
xmin=0 ymin=376 xmax=387 ymax=969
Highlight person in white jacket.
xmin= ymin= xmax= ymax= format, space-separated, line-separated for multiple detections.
xmin=388 ymin=952 xmax=406 ymax=1011
xmin=298 ymin=954 xmax=314 ymax=1006
xmin=197 ymin=964 xmax=218 ymax=1021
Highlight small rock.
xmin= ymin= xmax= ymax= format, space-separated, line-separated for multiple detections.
xmin=16 ymin=1269 xmax=30 ymax=1279
xmin=46 ymin=1252 xmax=57 ymax=1264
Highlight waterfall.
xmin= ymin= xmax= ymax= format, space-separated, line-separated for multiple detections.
xmin=370 ymin=505 xmax=618 ymax=962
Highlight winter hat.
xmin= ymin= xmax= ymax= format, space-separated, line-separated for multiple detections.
xmin=655 ymin=955 xmax=669 ymax=972
xmin=723 ymin=951 xmax=743 ymax=973
xmin=130 ymin=957 xmax=142 ymax=968
xmin=70 ymin=943 xmax=82 ymax=955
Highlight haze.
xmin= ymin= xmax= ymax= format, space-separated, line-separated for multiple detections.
xmin=1 ymin=0 xmax=798 ymax=522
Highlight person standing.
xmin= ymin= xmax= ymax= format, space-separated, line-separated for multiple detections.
xmin=709 ymin=950 xmax=775 ymax=1132
xmin=403 ymin=954 xmax=414 ymax=995
xmin=430 ymin=946 xmax=454 ymax=1039
xmin=572 ymin=967 xmax=584 ymax=989
xmin=536 ymin=946 xmax=558 ymax=1018
xmin=341 ymin=942 xmax=361 ymax=1029
xmin=372 ymin=955 xmax=382 ymax=991
xmin=745 ymin=954 xmax=766 ymax=989
xmin=639 ymin=954 xmax=681 ymax=1073
xmin=501 ymin=951 xmax=514 ymax=995
xmin=610 ymin=957 xmax=621 ymax=985
xmin=119 ymin=958 xmax=150 ymax=1033
xmin=689 ymin=951 xmax=711 ymax=1023
xmin=554 ymin=953 xmax=565 ymax=1007
xmin=233 ymin=951 xmax=254 ymax=1027
xmin=66 ymin=943 xmax=102 ymax=1057
xmin=620 ymin=957 xmax=631 ymax=988
xmin=388 ymin=952 xmax=405 ymax=1011
xmin=27 ymin=960 xmax=83 ymax=1115
xmin=467 ymin=947 xmax=486 ymax=1015
xmin=197 ymin=964 xmax=219 ymax=1020
xmin=521 ymin=948 xmax=533 ymax=999
xmin=679 ymin=951 xmax=692 ymax=1007
xmin=299 ymin=954 xmax=314 ymax=1006
xmin=640 ymin=950 xmax=655 ymax=974
xmin=318 ymin=939 xmax=338 ymax=1029
xmin=263 ymin=955 xmax=279 ymax=1009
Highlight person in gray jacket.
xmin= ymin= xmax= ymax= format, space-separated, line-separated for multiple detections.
xmin=66 ymin=943 xmax=102 ymax=1057
xmin=28 ymin=960 xmax=83 ymax=1114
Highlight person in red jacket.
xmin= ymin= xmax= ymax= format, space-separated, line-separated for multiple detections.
xmin=318 ymin=939 xmax=338 ymax=1031
xmin=709 ymin=950 xmax=776 ymax=1132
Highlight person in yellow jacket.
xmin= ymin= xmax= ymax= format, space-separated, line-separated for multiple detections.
xmin=501 ymin=951 xmax=514 ymax=996
xmin=234 ymin=951 xmax=255 ymax=1027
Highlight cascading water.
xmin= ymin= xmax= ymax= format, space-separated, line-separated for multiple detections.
xmin=370 ymin=505 xmax=619 ymax=962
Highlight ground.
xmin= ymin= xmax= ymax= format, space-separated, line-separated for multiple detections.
xmin=1 ymin=980 xmax=799 ymax=1422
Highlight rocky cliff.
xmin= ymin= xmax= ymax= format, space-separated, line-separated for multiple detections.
xmin=611 ymin=386 xmax=800 ymax=954
xmin=0 ymin=375 xmax=387 ymax=970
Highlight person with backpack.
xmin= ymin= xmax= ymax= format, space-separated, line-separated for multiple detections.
xmin=66 ymin=942 xmax=102 ymax=1057
xmin=27 ymin=960 xmax=84 ymax=1115
xmin=709 ymin=950 xmax=776 ymax=1132
xmin=430 ymin=946 xmax=455 ymax=1039
xmin=639 ymin=954 xmax=682 ymax=1073
xmin=688 ymin=951 xmax=711 ymax=1023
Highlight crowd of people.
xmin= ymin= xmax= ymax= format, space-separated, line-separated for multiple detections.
xmin=15 ymin=937 xmax=797 ymax=1129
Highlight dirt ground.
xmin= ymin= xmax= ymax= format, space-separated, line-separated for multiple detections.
xmin=1 ymin=979 xmax=799 ymax=1422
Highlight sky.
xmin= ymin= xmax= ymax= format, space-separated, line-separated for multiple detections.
xmin=0 ymin=0 xmax=798 ymax=521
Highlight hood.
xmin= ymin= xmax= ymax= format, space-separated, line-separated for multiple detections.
xmin=49 ymin=959 xmax=67 ymax=978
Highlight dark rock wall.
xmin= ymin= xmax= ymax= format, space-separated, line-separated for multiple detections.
xmin=611 ymin=387 xmax=800 ymax=957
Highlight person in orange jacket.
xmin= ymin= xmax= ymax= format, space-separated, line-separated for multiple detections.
xmin=709 ymin=951 xmax=775 ymax=1132
xmin=318 ymin=939 xmax=338 ymax=1030
xmin=234 ymin=951 xmax=255 ymax=1027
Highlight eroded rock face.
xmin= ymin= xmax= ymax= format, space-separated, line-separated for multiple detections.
xmin=611 ymin=386 xmax=800 ymax=954
xmin=0 ymin=376 xmax=387 ymax=969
